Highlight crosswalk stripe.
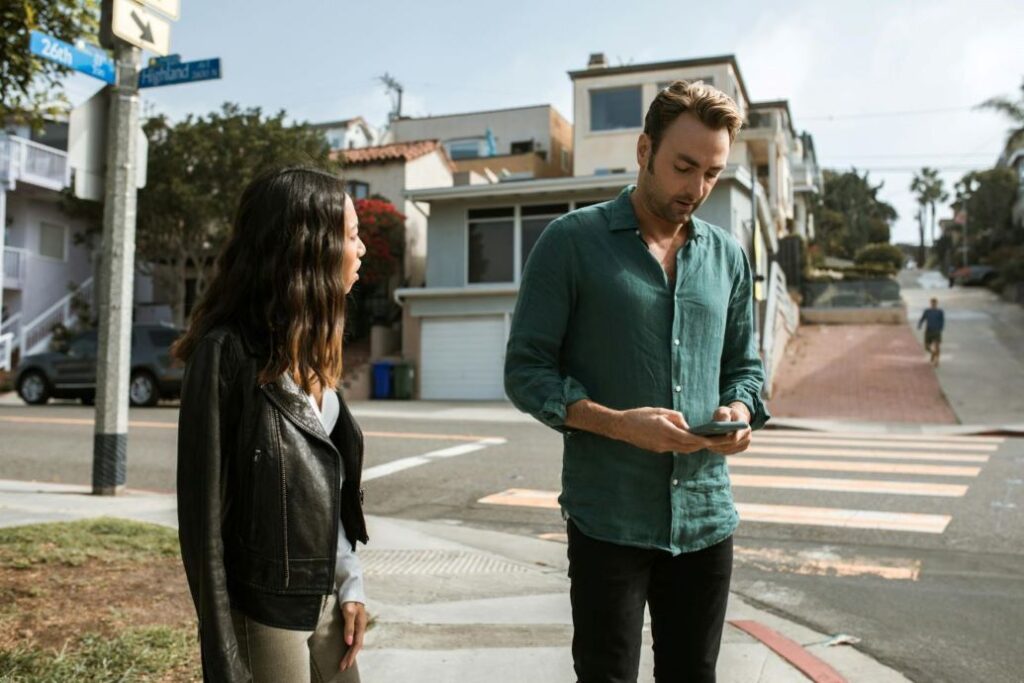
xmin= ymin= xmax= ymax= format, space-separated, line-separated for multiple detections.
xmin=754 ymin=435 xmax=998 ymax=452
xmin=729 ymin=474 xmax=968 ymax=497
xmin=762 ymin=430 xmax=1004 ymax=445
xmin=729 ymin=457 xmax=979 ymax=477
xmin=746 ymin=445 xmax=988 ymax=463
xmin=733 ymin=546 xmax=922 ymax=581
xmin=735 ymin=503 xmax=951 ymax=533
xmin=478 ymin=489 xmax=954 ymax=534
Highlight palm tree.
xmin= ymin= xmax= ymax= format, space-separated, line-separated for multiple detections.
xmin=978 ymin=78 xmax=1024 ymax=153
xmin=910 ymin=167 xmax=948 ymax=267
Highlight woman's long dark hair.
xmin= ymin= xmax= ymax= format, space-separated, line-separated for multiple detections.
xmin=172 ymin=166 xmax=349 ymax=392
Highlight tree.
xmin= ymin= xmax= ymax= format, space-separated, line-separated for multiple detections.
xmin=0 ymin=0 xmax=99 ymax=127
xmin=70 ymin=103 xmax=337 ymax=325
xmin=910 ymin=167 xmax=948 ymax=266
xmin=811 ymin=169 xmax=898 ymax=259
xmin=951 ymin=168 xmax=1019 ymax=272
xmin=346 ymin=197 xmax=406 ymax=341
xmin=978 ymin=78 xmax=1024 ymax=154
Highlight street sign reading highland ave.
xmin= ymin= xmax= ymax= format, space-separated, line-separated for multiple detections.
xmin=29 ymin=30 xmax=116 ymax=84
xmin=110 ymin=0 xmax=172 ymax=55
xmin=139 ymin=56 xmax=221 ymax=88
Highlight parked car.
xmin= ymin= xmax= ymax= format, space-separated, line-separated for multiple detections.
xmin=14 ymin=323 xmax=183 ymax=407
xmin=950 ymin=265 xmax=997 ymax=287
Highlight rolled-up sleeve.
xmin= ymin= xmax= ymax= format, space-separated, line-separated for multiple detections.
xmin=505 ymin=219 xmax=589 ymax=432
xmin=719 ymin=250 xmax=771 ymax=430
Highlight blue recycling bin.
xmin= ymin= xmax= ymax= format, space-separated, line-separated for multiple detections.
xmin=371 ymin=360 xmax=395 ymax=399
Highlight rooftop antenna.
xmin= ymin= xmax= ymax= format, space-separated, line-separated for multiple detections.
xmin=379 ymin=72 xmax=404 ymax=123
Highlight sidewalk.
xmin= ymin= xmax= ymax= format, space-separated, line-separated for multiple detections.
xmin=0 ymin=478 xmax=909 ymax=682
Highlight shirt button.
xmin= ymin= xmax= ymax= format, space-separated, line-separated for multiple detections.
xmin=672 ymin=478 xmax=680 ymax=486
xmin=674 ymin=385 xmax=682 ymax=393
xmin=673 ymin=339 xmax=680 ymax=346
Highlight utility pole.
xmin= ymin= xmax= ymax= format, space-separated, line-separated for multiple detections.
xmin=93 ymin=43 xmax=142 ymax=495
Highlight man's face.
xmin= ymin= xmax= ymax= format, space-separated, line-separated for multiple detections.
xmin=931 ymin=299 xmax=938 ymax=308
xmin=635 ymin=112 xmax=731 ymax=225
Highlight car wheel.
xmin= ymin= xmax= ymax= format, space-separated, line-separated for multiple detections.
xmin=17 ymin=371 xmax=51 ymax=405
xmin=129 ymin=371 xmax=159 ymax=407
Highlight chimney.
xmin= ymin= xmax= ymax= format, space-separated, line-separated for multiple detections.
xmin=587 ymin=52 xmax=608 ymax=69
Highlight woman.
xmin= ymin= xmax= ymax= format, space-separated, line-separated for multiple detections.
xmin=173 ymin=167 xmax=369 ymax=682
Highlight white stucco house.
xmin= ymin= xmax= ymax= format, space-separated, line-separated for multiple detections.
xmin=394 ymin=53 xmax=820 ymax=400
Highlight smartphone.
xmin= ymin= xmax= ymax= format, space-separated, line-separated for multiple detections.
xmin=689 ymin=420 xmax=749 ymax=436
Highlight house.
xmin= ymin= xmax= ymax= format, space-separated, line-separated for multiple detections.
xmin=388 ymin=105 xmax=573 ymax=180
xmin=309 ymin=117 xmax=379 ymax=152
xmin=394 ymin=53 xmax=819 ymax=400
xmin=1 ymin=122 xmax=93 ymax=370
xmin=334 ymin=140 xmax=454 ymax=288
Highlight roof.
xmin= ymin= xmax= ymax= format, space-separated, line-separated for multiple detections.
xmin=406 ymin=166 xmax=752 ymax=202
xmin=567 ymin=54 xmax=752 ymax=107
xmin=334 ymin=140 xmax=448 ymax=166
xmin=308 ymin=116 xmax=368 ymax=131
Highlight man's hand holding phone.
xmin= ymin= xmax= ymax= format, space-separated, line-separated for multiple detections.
xmin=697 ymin=403 xmax=753 ymax=455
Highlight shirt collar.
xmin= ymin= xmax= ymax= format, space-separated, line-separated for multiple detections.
xmin=608 ymin=184 xmax=706 ymax=240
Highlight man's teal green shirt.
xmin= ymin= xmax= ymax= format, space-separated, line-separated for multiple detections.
xmin=505 ymin=185 xmax=770 ymax=555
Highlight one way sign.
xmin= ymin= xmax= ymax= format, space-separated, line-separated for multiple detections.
xmin=111 ymin=0 xmax=171 ymax=55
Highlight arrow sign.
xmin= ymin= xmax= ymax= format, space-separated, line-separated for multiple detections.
xmin=139 ymin=58 xmax=221 ymax=88
xmin=29 ymin=30 xmax=116 ymax=84
xmin=111 ymin=0 xmax=171 ymax=55
xmin=130 ymin=9 xmax=155 ymax=44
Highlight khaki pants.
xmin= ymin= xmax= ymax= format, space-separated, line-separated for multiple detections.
xmin=230 ymin=594 xmax=360 ymax=683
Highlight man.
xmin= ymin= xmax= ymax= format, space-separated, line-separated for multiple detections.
xmin=505 ymin=81 xmax=769 ymax=683
xmin=918 ymin=297 xmax=945 ymax=367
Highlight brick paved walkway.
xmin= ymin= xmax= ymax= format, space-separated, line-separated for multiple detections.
xmin=767 ymin=324 xmax=958 ymax=424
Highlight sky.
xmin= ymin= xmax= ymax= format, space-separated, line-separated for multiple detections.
xmin=63 ymin=0 xmax=1024 ymax=245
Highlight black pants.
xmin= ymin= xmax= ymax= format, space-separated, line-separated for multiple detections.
xmin=567 ymin=520 xmax=733 ymax=683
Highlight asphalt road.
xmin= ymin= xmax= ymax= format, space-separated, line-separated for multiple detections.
xmin=0 ymin=398 xmax=1021 ymax=682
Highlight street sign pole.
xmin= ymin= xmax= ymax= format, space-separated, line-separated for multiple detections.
xmin=92 ymin=43 xmax=141 ymax=495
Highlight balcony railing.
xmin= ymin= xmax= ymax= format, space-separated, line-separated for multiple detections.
xmin=0 ymin=134 xmax=70 ymax=192
xmin=3 ymin=247 xmax=29 ymax=289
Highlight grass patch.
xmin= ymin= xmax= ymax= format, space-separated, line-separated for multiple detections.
xmin=0 ymin=625 xmax=198 ymax=682
xmin=0 ymin=517 xmax=179 ymax=569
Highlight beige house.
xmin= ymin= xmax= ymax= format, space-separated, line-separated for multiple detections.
xmin=388 ymin=105 xmax=573 ymax=180
xmin=335 ymin=140 xmax=454 ymax=288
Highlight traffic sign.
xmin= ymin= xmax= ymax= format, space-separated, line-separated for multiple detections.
xmin=29 ymin=30 xmax=116 ymax=84
xmin=111 ymin=0 xmax=171 ymax=55
xmin=138 ymin=0 xmax=180 ymax=20
xmin=139 ymin=57 xmax=221 ymax=88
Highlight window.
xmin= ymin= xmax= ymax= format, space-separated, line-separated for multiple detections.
xmin=521 ymin=204 xmax=568 ymax=268
xmin=68 ymin=331 xmax=97 ymax=358
xmin=561 ymin=149 xmax=571 ymax=171
xmin=468 ymin=207 xmax=514 ymax=284
xmin=590 ymin=86 xmax=642 ymax=131
xmin=510 ymin=140 xmax=534 ymax=154
xmin=448 ymin=139 xmax=484 ymax=160
xmin=346 ymin=181 xmax=370 ymax=200
xmin=38 ymin=222 xmax=66 ymax=260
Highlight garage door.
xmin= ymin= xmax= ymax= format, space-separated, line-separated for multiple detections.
xmin=421 ymin=316 xmax=507 ymax=400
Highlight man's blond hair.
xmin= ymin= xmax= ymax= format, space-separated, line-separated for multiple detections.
xmin=644 ymin=80 xmax=743 ymax=162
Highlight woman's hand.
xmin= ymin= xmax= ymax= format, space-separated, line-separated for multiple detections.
xmin=339 ymin=601 xmax=367 ymax=672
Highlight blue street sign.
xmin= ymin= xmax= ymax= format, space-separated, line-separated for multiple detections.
xmin=29 ymin=30 xmax=115 ymax=84
xmin=139 ymin=58 xmax=222 ymax=89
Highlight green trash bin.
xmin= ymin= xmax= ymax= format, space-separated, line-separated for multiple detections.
xmin=392 ymin=361 xmax=415 ymax=400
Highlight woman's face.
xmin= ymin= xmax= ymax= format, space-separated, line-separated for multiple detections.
xmin=342 ymin=195 xmax=366 ymax=294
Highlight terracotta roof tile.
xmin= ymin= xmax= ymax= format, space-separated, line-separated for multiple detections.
xmin=335 ymin=140 xmax=444 ymax=166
